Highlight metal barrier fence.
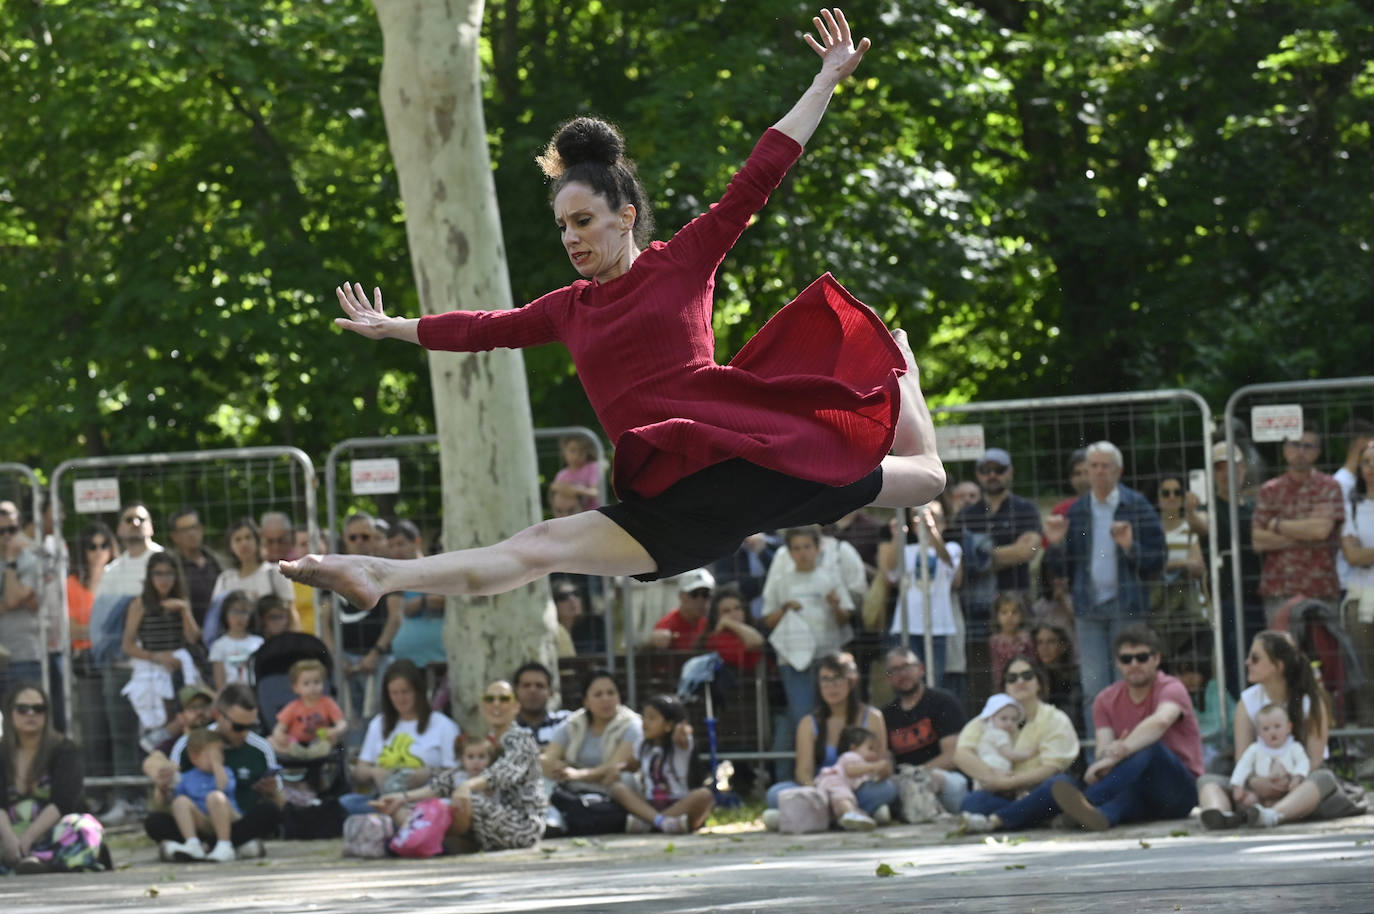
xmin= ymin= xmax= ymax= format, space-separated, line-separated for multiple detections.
xmin=929 ymin=389 xmax=1224 ymax=726
xmin=0 ymin=463 xmax=52 ymax=722
xmin=1224 ymin=377 xmax=1374 ymax=744
xmin=322 ymin=427 xmax=614 ymax=716
xmin=50 ymin=447 xmax=319 ymax=789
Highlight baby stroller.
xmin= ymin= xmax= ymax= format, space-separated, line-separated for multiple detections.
xmin=249 ymin=633 xmax=351 ymax=804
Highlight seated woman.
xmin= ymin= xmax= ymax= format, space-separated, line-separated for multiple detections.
xmin=955 ymin=656 xmax=1081 ymax=832
xmin=541 ymin=669 xmax=642 ymax=835
xmin=0 ymin=684 xmax=108 ymax=874
xmin=1197 ymin=631 xmax=1340 ymax=829
xmin=373 ymin=679 xmax=545 ymax=852
xmin=764 ymin=652 xmax=897 ymax=824
xmin=338 ymin=660 xmax=460 ymax=816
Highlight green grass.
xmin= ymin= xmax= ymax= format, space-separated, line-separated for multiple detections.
xmin=704 ymin=800 xmax=765 ymax=828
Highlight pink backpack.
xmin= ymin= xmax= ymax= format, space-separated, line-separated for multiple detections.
xmin=388 ymin=799 xmax=453 ymax=858
xmin=777 ymin=786 xmax=830 ymax=834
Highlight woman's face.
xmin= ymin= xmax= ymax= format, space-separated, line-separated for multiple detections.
xmin=1157 ymin=477 xmax=1184 ymax=511
xmin=149 ymin=561 xmax=177 ymax=597
xmin=230 ymin=526 xmax=260 ymax=565
xmin=553 ymin=182 xmax=634 ymax=284
xmin=584 ymin=677 xmax=621 ymax=722
xmin=641 ymin=704 xmax=667 ymax=740
xmin=86 ymin=533 xmax=114 ymax=570
xmin=817 ymin=665 xmax=851 ymax=706
xmin=1004 ymin=660 xmax=1041 ymax=704
xmin=716 ymin=597 xmax=745 ymax=623
xmin=1034 ymin=629 xmax=1064 ymax=666
xmin=1246 ymin=639 xmax=1280 ymax=684
xmin=480 ymin=680 xmax=517 ymax=728
xmin=9 ymin=688 xmax=47 ymax=739
xmin=388 ymin=676 xmax=418 ymax=719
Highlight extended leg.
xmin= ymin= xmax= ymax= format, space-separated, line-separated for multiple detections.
xmin=281 ymin=509 xmax=655 ymax=609
xmin=875 ymin=330 xmax=946 ymax=508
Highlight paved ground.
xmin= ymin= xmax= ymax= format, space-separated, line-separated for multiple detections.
xmin=3 ymin=813 xmax=1373 ymax=912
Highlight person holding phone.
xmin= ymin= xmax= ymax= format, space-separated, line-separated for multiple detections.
xmin=142 ymin=684 xmax=283 ymax=861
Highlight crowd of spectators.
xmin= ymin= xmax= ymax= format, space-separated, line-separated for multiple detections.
xmin=0 ymin=419 xmax=1371 ymax=873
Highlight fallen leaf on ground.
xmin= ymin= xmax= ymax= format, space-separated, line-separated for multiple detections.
xmin=875 ymin=863 xmax=896 ymax=877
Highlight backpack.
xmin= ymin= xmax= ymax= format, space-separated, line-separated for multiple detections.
xmin=895 ymin=765 xmax=944 ymax=823
xmin=33 ymin=814 xmax=109 ymax=872
xmin=777 ymin=786 xmax=829 ymax=834
xmin=342 ymin=813 xmax=395 ymax=859
xmin=388 ymin=798 xmax=452 ymax=858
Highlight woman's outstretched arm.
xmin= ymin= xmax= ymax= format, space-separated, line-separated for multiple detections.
xmin=771 ymin=8 xmax=871 ymax=148
xmin=334 ymin=283 xmax=421 ymax=344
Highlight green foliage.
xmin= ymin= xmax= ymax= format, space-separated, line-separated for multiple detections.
xmin=3 ymin=0 xmax=1371 ymax=472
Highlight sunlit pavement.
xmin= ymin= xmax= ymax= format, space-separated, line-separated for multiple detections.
xmin=3 ymin=814 xmax=1372 ymax=912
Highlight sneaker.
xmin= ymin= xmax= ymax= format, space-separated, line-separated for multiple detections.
xmin=960 ymin=811 xmax=995 ymax=833
xmin=206 ymin=841 xmax=236 ymax=863
xmin=658 ymin=814 xmax=689 ymax=834
xmin=872 ymin=804 xmax=893 ymax=826
xmin=1200 ymin=808 xmax=1244 ymax=831
xmin=1244 ymin=805 xmax=1282 ymax=828
xmin=1051 ymin=780 xmax=1110 ymax=831
xmin=235 ymin=839 xmax=266 ymax=860
xmin=168 ymin=838 xmax=206 ymax=862
xmin=158 ymin=840 xmax=179 ymax=862
xmin=15 ymin=856 xmax=50 ymax=875
xmin=839 ymin=811 xmax=876 ymax=832
xmin=761 ymin=808 xmax=781 ymax=831
xmin=99 ymin=798 xmax=135 ymax=827
xmin=625 ymin=816 xmax=652 ymax=834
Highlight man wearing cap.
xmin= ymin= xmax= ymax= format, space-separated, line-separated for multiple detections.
xmin=650 ymin=567 xmax=715 ymax=650
xmin=945 ymin=447 xmax=1044 ymax=699
xmin=1186 ymin=441 xmax=1262 ymax=692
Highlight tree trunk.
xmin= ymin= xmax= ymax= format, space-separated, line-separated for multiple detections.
xmin=372 ymin=0 xmax=556 ymax=732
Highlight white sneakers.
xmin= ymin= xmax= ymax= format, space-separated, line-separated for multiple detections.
xmin=761 ymin=808 xmax=781 ymax=831
xmin=235 ymin=839 xmax=266 ymax=859
xmin=164 ymin=838 xmax=240 ymax=863
xmin=839 ymin=810 xmax=876 ymax=831
xmin=166 ymin=838 xmax=206 ymax=862
xmin=205 ymin=841 xmax=236 ymax=863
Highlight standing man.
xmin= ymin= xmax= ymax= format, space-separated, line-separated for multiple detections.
xmin=168 ymin=508 xmax=222 ymax=629
xmin=880 ymin=647 xmax=969 ymax=815
xmin=261 ymin=511 xmax=317 ymax=636
xmin=649 ymin=567 xmax=714 ymax=650
xmin=946 ymin=447 xmax=1044 ymax=705
xmin=1046 ymin=441 xmax=1166 ymax=726
xmin=1333 ymin=419 xmax=1374 ymax=590
xmin=1251 ymin=421 xmax=1344 ymax=625
xmin=0 ymin=501 xmax=41 ymax=697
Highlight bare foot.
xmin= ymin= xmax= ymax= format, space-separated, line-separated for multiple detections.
xmin=890 ymin=328 xmax=925 ymax=455
xmin=279 ymin=554 xmax=385 ymax=609
xmin=891 ymin=328 xmax=919 ymax=376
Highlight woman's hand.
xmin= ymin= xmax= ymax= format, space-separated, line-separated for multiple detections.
xmin=803 ymin=8 xmax=870 ymax=86
xmin=154 ymin=651 xmax=180 ymax=673
xmin=370 ymin=794 xmax=406 ymax=816
xmin=335 ymin=283 xmax=417 ymax=342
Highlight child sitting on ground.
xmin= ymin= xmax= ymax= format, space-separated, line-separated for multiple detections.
xmin=1229 ymin=703 xmax=1310 ymax=827
xmin=270 ymin=659 xmax=347 ymax=760
xmin=988 ymin=594 xmax=1034 ymax=692
xmin=611 ymin=694 xmax=715 ymax=834
xmin=974 ymin=694 xmax=1037 ymax=788
xmin=813 ymin=725 xmax=889 ymax=832
xmin=164 ymin=728 xmax=240 ymax=863
xmin=448 ymin=734 xmax=496 ymax=789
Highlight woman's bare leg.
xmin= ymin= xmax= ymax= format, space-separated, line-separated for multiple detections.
xmin=665 ymin=787 xmax=716 ymax=831
xmin=874 ymin=329 xmax=946 ymax=508
xmin=281 ymin=509 xmax=655 ymax=609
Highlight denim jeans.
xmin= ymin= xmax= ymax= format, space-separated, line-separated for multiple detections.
xmin=767 ymin=776 xmax=898 ymax=816
xmin=961 ymin=742 xmax=1197 ymax=830
xmin=1075 ymin=606 xmax=1126 ymax=735
xmin=772 ymin=662 xmax=817 ymax=783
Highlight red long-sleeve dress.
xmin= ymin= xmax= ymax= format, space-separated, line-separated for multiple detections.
xmin=417 ymin=129 xmax=904 ymax=502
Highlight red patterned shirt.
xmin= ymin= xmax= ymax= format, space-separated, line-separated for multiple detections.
xmin=1252 ymin=470 xmax=1344 ymax=599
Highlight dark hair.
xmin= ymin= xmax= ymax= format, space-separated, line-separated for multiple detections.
xmin=580 ymin=668 xmax=621 ymax=703
xmin=380 ymin=659 xmax=432 ymax=738
xmin=836 ymin=726 xmax=874 ymax=755
xmin=1066 ymin=447 xmax=1088 ymax=476
xmin=1032 ymin=624 xmax=1076 ymax=669
xmin=141 ymin=552 xmax=187 ymax=614
xmin=216 ymin=682 xmax=258 ymax=714
xmin=558 ymin=433 xmax=597 ymax=462
xmin=811 ymin=652 xmax=862 ymax=771
xmin=513 ymin=660 xmax=553 ymax=689
xmin=72 ymin=520 xmax=119 ymax=588
xmin=2 ymin=682 xmax=62 ymax=787
xmin=256 ymin=594 xmax=289 ymax=635
xmin=538 ymin=116 xmax=655 ymax=247
xmin=389 ymin=519 xmax=421 ymax=544
xmin=1253 ymin=630 xmax=1333 ymax=745
xmin=225 ymin=517 xmax=263 ymax=573
xmin=1002 ymin=655 xmax=1050 ymax=699
xmin=993 ymin=593 xmax=1029 ymax=629
xmin=221 ymin=590 xmax=257 ymax=635
xmin=168 ymin=507 xmax=200 ymax=532
xmin=1113 ymin=624 xmax=1162 ymax=656
xmin=709 ymin=583 xmax=746 ymax=625
xmin=642 ymin=693 xmax=688 ymax=750
xmin=784 ymin=525 xmax=822 ymax=548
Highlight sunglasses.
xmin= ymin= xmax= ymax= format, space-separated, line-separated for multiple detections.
xmin=688 ymin=588 xmax=711 ymax=598
xmin=1118 ymin=651 xmax=1154 ymax=665
xmin=481 ymin=693 xmax=515 ymax=704
xmin=1004 ymin=669 xmax=1037 ymax=683
xmin=554 ymin=591 xmax=578 ymax=601
xmin=227 ymin=720 xmax=256 ymax=733
xmin=14 ymin=703 xmax=47 ymax=715
xmin=1159 ymin=487 xmax=1182 ymax=496
xmin=87 ymin=540 xmax=111 ymax=550
xmin=122 ymin=515 xmax=147 ymax=526
xmin=977 ymin=464 xmax=1009 ymax=475
xmin=0 ymin=525 xmax=18 ymax=536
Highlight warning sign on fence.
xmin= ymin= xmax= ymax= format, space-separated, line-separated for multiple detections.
xmin=1251 ymin=404 xmax=1304 ymax=443
xmin=935 ymin=424 xmax=987 ymax=462
xmin=73 ymin=478 xmax=121 ymax=514
xmin=351 ymin=458 xmax=401 ymax=495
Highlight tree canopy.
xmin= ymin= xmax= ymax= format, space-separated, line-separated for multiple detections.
xmin=4 ymin=0 xmax=1370 ymax=473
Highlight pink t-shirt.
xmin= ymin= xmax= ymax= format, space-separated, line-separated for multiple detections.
xmin=277 ymin=696 xmax=344 ymax=745
xmin=1092 ymin=672 xmax=1203 ymax=778
xmin=553 ymin=461 xmax=603 ymax=509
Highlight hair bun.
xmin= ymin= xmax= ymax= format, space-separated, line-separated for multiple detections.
xmin=538 ymin=116 xmax=624 ymax=178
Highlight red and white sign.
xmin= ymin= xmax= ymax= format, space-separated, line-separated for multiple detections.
xmin=1251 ymin=404 xmax=1304 ymax=443
xmin=351 ymin=458 xmax=401 ymax=495
xmin=73 ymin=478 xmax=121 ymax=514
xmin=935 ymin=424 xmax=986 ymax=462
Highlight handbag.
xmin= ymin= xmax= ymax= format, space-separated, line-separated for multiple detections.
xmin=548 ymin=784 xmax=627 ymax=836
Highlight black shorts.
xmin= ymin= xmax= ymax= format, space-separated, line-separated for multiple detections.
xmin=598 ymin=458 xmax=884 ymax=581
